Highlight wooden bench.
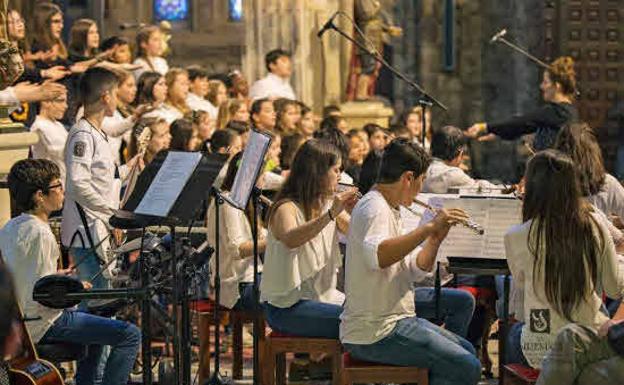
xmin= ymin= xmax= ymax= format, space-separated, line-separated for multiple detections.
xmin=341 ymin=352 xmax=429 ymax=385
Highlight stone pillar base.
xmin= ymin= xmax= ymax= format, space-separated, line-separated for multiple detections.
xmin=339 ymin=101 xmax=394 ymax=130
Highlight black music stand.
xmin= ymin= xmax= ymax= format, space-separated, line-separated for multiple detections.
xmin=207 ymin=130 xmax=272 ymax=385
xmin=115 ymin=150 xmax=228 ymax=385
xmin=447 ymin=257 xmax=510 ymax=385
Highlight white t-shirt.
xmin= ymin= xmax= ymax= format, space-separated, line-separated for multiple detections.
xmin=30 ymin=115 xmax=68 ymax=186
xmin=505 ymin=213 xmax=624 ymax=368
xmin=206 ymin=194 xmax=264 ymax=308
xmin=187 ymin=92 xmax=219 ymax=120
xmin=249 ymin=73 xmax=296 ymax=101
xmin=143 ymin=103 xmax=183 ymax=125
xmin=423 ymin=158 xmax=499 ymax=193
xmin=0 ymin=214 xmax=63 ymax=342
xmin=340 ymin=190 xmax=427 ymax=345
xmin=588 ymin=174 xmax=624 ymax=220
xmin=133 ymin=56 xmax=169 ymax=79
xmin=260 ymin=200 xmax=344 ymax=307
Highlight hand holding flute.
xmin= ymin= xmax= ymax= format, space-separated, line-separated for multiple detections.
xmin=413 ymin=198 xmax=485 ymax=235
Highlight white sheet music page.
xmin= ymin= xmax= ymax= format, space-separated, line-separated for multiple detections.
xmin=418 ymin=195 xmax=522 ymax=260
xmin=135 ymin=151 xmax=202 ymax=217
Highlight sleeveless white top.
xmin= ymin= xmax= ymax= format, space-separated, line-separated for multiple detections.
xmin=260 ymin=201 xmax=344 ymax=308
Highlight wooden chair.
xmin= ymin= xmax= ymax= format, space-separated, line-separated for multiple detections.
xmin=194 ymin=299 xmax=264 ymax=383
xmin=341 ymin=352 xmax=429 ymax=385
xmin=504 ymin=363 xmax=540 ymax=385
xmin=263 ymin=331 xmax=342 ymax=385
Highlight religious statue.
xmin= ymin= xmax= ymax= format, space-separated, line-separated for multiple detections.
xmin=348 ymin=0 xmax=402 ymax=101
xmin=0 ymin=0 xmax=24 ymax=90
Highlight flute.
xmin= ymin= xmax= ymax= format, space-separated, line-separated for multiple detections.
xmin=411 ymin=198 xmax=485 ymax=235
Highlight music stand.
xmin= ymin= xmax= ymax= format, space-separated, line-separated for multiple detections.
xmin=114 ymin=150 xmax=228 ymax=385
xmin=207 ymin=130 xmax=272 ymax=385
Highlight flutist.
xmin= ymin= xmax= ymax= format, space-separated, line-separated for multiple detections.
xmin=340 ymin=138 xmax=481 ymax=385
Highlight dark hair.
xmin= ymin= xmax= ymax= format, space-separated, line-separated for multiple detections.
xmin=210 ymin=129 xmax=238 ymax=153
xmin=378 ymin=138 xmax=431 ymax=184
xmin=271 ymin=139 xmax=342 ymax=220
xmin=314 ymin=127 xmax=349 ymax=171
xmin=358 ymin=150 xmax=383 ymax=194
xmin=135 ymin=25 xmax=160 ymax=59
xmin=100 ymin=35 xmax=129 ymax=52
xmin=363 ymin=123 xmax=383 ymax=138
xmin=169 ymin=119 xmax=196 ymax=151
xmin=320 ymin=115 xmax=344 ymax=132
xmin=225 ymin=120 xmax=250 ymax=135
xmin=8 ymin=159 xmax=60 ymax=213
xmin=135 ymin=71 xmax=163 ymax=106
xmin=523 ymin=149 xmax=603 ymax=321
xmin=431 ymin=125 xmax=466 ymax=161
xmin=80 ymin=67 xmax=119 ymax=107
xmin=280 ymin=133 xmax=305 ymax=171
xmin=0 ymin=263 xmax=18 ymax=356
xmin=31 ymin=2 xmax=67 ymax=59
xmin=187 ymin=66 xmax=208 ymax=82
xmin=554 ymin=122 xmax=606 ymax=196
xmin=221 ymin=151 xmax=243 ymax=192
xmin=389 ymin=124 xmax=411 ymax=139
xmin=274 ymin=98 xmax=299 ymax=135
xmin=250 ymin=98 xmax=271 ymax=118
xmin=322 ymin=105 xmax=341 ymax=118
xmin=68 ymin=18 xmax=98 ymax=58
xmin=265 ymin=49 xmax=290 ymax=72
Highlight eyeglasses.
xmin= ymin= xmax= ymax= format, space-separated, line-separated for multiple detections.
xmin=8 ymin=17 xmax=24 ymax=25
xmin=45 ymin=182 xmax=63 ymax=192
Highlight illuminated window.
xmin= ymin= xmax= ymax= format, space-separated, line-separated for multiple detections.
xmin=229 ymin=0 xmax=243 ymax=22
xmin=154 ymin=0 xmax=189 ymax=21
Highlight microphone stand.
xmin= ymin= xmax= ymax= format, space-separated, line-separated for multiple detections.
xmin=322 ymin=14 xmax=447 ymax=134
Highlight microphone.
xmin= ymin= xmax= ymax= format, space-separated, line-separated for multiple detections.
xmin=317 ymin=12 xmax=338 ymax=38
xmin=490 ymin=28 xmax=507 ymax=43
xmin=119 ymin=22 xmax=145 ymax=30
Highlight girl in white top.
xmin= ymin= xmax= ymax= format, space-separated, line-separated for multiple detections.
xmin=555 ymin=122 xmax=624 ymax=220
xmin=143 ymin=68 xmax=189 ymax=124
xmin=133 ymin=25 xmax=169 ymax=79
xmin=207 ymin=151 xmax=267 ymax=309
xmin=505 ymin=149 xmax=624 ymax=369
xmin=135 ymin=71 xmax=178 ymax=125
xmin=30 ymin=92 xmax=68 ymax=185
xmin=260 ymin=139 xmax=359 ymax=338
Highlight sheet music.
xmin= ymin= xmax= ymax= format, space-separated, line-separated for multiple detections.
xmin=135 ymin=152 xmax=202 ymax=217
xmin=417 ymin=195 xmax=522 ymax=260
xmin=230 ymin=130 xmax=271 ymax=209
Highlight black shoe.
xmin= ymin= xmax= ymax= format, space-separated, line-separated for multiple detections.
xmin=288 ymin=360 xmax=311 ymax=382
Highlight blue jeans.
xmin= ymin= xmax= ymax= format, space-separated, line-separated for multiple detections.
xmin=233 ymin=274 xmax=261 ymax=312
xmin=40 ymin=310 xmax=141 ymax=385
xmin=414 ymin=287 xmax=475 ymax=338
xmin=264 ymin=300 xmax=342 ymax=338
xmin=506 ymin=322 xmax=530 ymax=366
xmin=344 ymin=317 xmax=481 ymax=385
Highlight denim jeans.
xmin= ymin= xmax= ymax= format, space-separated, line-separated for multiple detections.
xmin=233 ymin=274 xmax=261 ymax=312
xmin=414 ymin=287 xmax=475 ymax=338
xmin=39 ymin=310 xmax=141 ymax=385
xmin=344 ymin=317 xmax=481 ymax=385
xmin=264 ymin=300 xmax=342 ymax=338
xmin=506 ymin=322 xmax=530 ymax=366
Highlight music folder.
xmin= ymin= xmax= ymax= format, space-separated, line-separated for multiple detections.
xmin=110 ymin=150 xmax=228 ymax=229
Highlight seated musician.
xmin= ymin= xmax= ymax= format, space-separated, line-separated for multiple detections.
xmin=340 ymin=138 xmax=481 ymax=385
xmin=0 ymin=263 xmax=21 ymax=380
xmin=0 ymin=159 xmax=140 ymax=385
xmin=423 ymin=125 xmax=499 ymax=194
xmin=206 ymin=151 xmax=266 ymax=311
xmin=504 ymin=150 xmax=624 ymax=369
xmin=260 ymin=139 xmax=358 ymax=338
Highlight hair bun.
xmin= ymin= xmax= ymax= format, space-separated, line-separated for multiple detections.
xmin=549 ymin=56 xmax=577 ymax=96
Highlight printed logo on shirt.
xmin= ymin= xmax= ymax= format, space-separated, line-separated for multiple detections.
xmin=73 ymin=141 xmax=87 ymax=157
xmin=529 ymin=309 xmax=550 ymax=334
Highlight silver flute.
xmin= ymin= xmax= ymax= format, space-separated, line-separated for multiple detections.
xmin=409 ymin=199 xmax=485 ymax=235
